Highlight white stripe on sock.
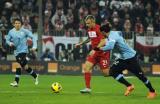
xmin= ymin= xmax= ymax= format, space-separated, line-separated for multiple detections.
xmin=115 ymin=74 xmax=123 ymax=80
xmin=29 ymin=70 xmax=33 ymax=74
xmin=145 ymin=80 xmax=149 ymax=84
xmin=15 ymin=75 xmax=20 ymax=78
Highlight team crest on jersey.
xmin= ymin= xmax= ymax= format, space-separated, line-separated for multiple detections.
xmin=88 ymin=31 xmax=97 ymax=37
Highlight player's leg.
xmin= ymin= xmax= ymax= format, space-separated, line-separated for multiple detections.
xmin=110 ymin=59 xmax=132 ymax=86
xmin=80 ymin=60 xmax=94 ymax=93
xmin=101 ymin=68 xmax=109 ymax=77
xmin=10 ymin=54 xmax=23 ymax=87
xmin=23 ymin=65 xmax=39 ymax=85
xmin=109 ymin=59 xmax=134 ymax=96
xmin=80 ymin=51 xmax=97 ymax=93
xmin=10 ymin=68 xmax=21 ymax=87
xmin=128 ymin=57 xmax=156 ymax=98
xmin=99 ymin=51 xmax=110 ymax=76
xmin=18 ymin=53 xmax=39 ymax=85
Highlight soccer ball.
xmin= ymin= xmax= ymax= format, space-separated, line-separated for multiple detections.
xmin=51 ymin=82 xmax=62 ymax=93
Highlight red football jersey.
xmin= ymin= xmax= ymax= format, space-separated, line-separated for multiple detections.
xmin=87 ymin=24 xmax=105 ymax=49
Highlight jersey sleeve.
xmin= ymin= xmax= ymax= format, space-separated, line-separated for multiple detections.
xmin=101 ymin=31 xmax=117 ymax=51
xmin=25 ymin=29 xmax=37 ymax=49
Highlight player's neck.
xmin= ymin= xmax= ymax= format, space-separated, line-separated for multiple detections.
xmin=90 ymin=23 xmax=96 ymax=29
xmin=15 ymin=28 xmax=21 ymax=31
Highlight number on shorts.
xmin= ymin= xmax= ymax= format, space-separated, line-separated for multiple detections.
xmin=102 ymin=60 xmax=108 ymax=66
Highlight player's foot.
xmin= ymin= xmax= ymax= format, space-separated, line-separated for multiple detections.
xmin=147 ymin=91 xmax=157 ymax=99
xmin=80 ymin=88 xmax=91 ymax=93
xmin=35 ymin=74 xmax=39 ymax=85
xmin=10 ymin=81 xmax=18 ymax=87
xmin=124 ymin=85 xmax=134 ymax=96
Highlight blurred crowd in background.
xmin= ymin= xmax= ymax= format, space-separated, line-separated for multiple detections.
xmin=0 ymin=0 xmax=160 ymax=63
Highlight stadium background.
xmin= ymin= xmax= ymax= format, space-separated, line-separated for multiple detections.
xmin=0 ymin=0 xmax=160 ymax=104
xmin=0 ymin=0 xmax=160 ymax=75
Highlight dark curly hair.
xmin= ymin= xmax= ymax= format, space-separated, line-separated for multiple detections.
xmin=100 ymin=23 xmax=111 ymax=33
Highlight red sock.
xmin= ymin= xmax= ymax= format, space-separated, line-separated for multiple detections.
xmin=84 ymin=72 xmax=91 ymax=88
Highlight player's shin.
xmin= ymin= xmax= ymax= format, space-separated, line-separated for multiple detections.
xmin=25 ymin=67 xmax=37 ymax=79
xmin=84 ymin=72 xmax=91 ymax=88
xmin=15 ymin=68 xmax=21 ymax=83
xmin=113 ymin=73 xmax=131 ymax=87
xmin=136 ymin=73 xmax=155 ymax=92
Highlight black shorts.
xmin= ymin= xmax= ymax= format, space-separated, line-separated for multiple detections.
xmin=16 ymin=53 xmax=28 ymax=67
xmin=110 ymin=55 xmax=143 ymax=75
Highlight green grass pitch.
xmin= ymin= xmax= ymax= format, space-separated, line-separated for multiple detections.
xmin=0 ymin=75 xmax=159 ymax=104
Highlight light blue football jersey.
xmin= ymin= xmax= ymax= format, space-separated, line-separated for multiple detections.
xmin=6 ymin=28 xmax=37 ymax=56
xmin=101 ymin=31 xmax=136 ymax=59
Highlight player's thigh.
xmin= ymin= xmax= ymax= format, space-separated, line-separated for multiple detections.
xmin=127 ymin=58 xmax=144 ymax=75
xmin=110 ymin=59 xmax=127 ymax=75
xmin=83 ymin=60 xmax=94 ymax=72
xmin=98 ymin=54 xmax=110 ymax=76
xmin=86 ymin=52 xmax=97 ymax=67
xmin=16 ymin=53 xmax=28 ymax=68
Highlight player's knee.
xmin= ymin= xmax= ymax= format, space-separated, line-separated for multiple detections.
xmin=83 ymin=66 xmax=91 ymax=73
xmin=102 ymin=72 xmax=109 ymax=77
xmin=16 ymin=68 xmax=21 ymax=75
xmin=83 ymin=62 xmax=93 ymax=72
xmin=102 ymin=69 xmax=109 ymax=77
xmin=24 ymin=65 xmax=29 ymax=70
xmin=109 ymin=69 xmax=119 ymax=79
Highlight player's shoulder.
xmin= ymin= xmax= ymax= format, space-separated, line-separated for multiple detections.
xmin=109 ymin=31 xmax=121 ymax=39
xmin=109 ymin=31 xmax=120 ymax=36
xmin=110 ymin=31 xmax=120 ymax=34
xmin=95 ymin=24 xmax=100 ymax=29
xmin=20 ymin=28 xmax=28 ymax=32
xmin=8 ymin=28 xmax=15 ymax=34
xmin=9 ymin=28 xmax=15 ymax=32
xmin=21 ymin=28 xmax=31 ymax=34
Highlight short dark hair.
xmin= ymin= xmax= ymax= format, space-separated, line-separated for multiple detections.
xmin=100 ymin=23 xmax=111 ymax=33
xmin=85 ymin=15 xmax=95 ymax=21
xmin=13 ymin=18 xmax=22 ymax=23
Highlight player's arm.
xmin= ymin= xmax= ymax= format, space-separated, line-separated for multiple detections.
xmin=26 ymin=30 xmax=37 ymax=50
xmin=75 ymin=37 xmax=90 ymax=47
xmin=100 ymin=38 xmax=116 ymax=51
xmin=95 ymin=33 xmax=117 ymax=51
xmin=100 ymin=32 xmax=118 ymax=51
xmin=6 ymin=31 xmax=14 ymax=47
xmin=97 ymin=38 xmax=106 ymax=48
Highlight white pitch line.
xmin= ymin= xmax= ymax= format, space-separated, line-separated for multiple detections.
xmin=124 ymin=76 xmax=134 ymax=78
xmin=0 ymin=91 xmax=46 ymax=94
xmin=0 ymin=90 xmax=107 ymax=94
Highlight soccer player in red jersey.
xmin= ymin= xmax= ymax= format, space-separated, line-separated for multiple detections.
xmin=75 ymin=15 xmax=110 ymax=93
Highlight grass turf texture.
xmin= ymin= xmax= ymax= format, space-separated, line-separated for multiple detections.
xmin=0 ymin=75 xmax=159 ymax=104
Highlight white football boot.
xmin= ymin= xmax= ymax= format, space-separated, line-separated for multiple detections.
xmin=10 ymin=81 xmax=18 ymax=87
xmin=35 ymin=74 xmax=39 ymax=85
xmin=80 ymin=88 xmax=91 ymax=93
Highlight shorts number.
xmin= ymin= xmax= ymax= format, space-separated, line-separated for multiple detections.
xmin=102 ymin=60 xmax=108 ymax=66
xmin=113 ymin=60 xmax=119 ymax=65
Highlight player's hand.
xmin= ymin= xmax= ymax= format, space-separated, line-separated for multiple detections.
xmin=93 ymin=47 xmax=100 ymax=51
xmin=9 ymin=42 xmax=16 ymax=50
xmin=30 ymin=48 xmax=37 ymax=51
xmin=89 ymin=50 xmax=95 ymax=56
xmin=9 ymin=42 xmax=14 ymax=47
xmin=75 ymin=43 xmax=81 ymax=48
xmin=99 ymin=47 xmax=103 ymax=50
